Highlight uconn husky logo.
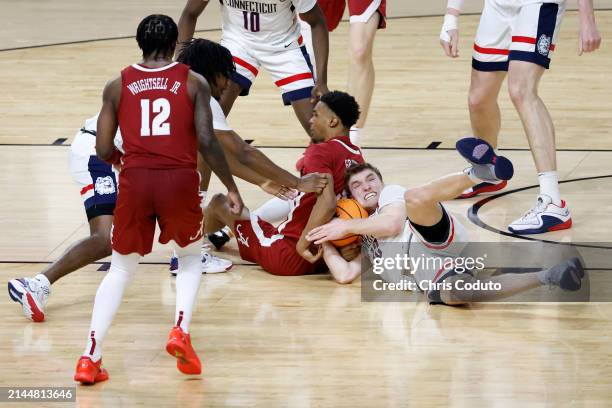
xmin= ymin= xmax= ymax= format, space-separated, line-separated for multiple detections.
xmin=95 ymin=176 xmax=116 ymax=195
xmin=537 ymin=34 xmax=552 ymax=57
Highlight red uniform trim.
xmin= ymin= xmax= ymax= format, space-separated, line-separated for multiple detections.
xmin=233 ymin=56 xmax=258 ymax=76
xmin=80 ymin=184 xmax=94 ymax=195
xmin=420 ymin=217 xmax=456 ymax=251
xmin=512 ymin=36 xmax=556 ymax=51
xmin=473 ymin=44 xmax=510 ymax=55
xmin=275 ymin=72 xmax=314 ymax=87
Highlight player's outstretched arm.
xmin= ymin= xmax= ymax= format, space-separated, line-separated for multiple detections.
xmin=307 ymin=202 xmax=406 ymax=245
xmin=440 ymin=0 xmax=463 ymax=58
xmin=300 ymin=4 xmax=329 ymax=101
xmin=191 ymin=72 xmax=244 ymax=214
xmin=96 ymin=76 xmax=122 ymax=164
xmin=577 ymin=0 xmax=601 ymax=55
xmin=214 ymin=129 xmax=328 ymax=194
xmin=321 ymin=242 xmax=363 ymax=284
xmin=177 ymin=0 xmax=210 ymax=52
xmin=297 ymin=173 xmax=336 ymax=263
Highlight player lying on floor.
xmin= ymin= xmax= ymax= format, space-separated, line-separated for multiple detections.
xmin=202 ymin=90 xmax=364 ymax=276
xmin=7 ymin=38 xmax=328 ymax=323
xmin=306 ymin=140 xmax=585 ymax=304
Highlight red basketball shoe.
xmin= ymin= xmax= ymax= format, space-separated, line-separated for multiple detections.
xmin=166 ymin=326 xmax=202 ymax=375
xmin=74 ymin=357 xmax=109 ymax=385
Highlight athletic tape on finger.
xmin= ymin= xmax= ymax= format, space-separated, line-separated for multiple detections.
xmin=440 ymin=14 xmax=458 ymax=43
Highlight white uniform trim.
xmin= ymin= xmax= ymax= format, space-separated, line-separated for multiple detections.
xmin=331 ymin=139 xmax=361 ymax=155
xmin=250 ymin=213 xmax=284 ymax=247
xmin=349 ymin=0 xmax=382 ymax=24
xmin=130 ymin=62 xmax=178 ymax=72
xmin=211 ymin=98 xmax=232 ymax=131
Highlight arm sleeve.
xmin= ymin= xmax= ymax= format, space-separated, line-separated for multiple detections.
xmin=294 ymin=0 xmax=318 ymax=14
xmin=378 ymin=185 xmax=407 ymax=209
xmin=210 ymin=98 xmax=232 ymax=131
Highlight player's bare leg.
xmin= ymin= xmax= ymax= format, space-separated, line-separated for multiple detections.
xmin=508 ymin=61 xmax=556 ymax=174
xmin=506 ymin=60 xmax=570 ymax=234
xmin=440 ymin=257 xmax=585 ymax=305
xmin=205 ymin=193 xmax=250 ymax=235
xmin=468 ymin=69 xmax=506 ymax=148
xmin=43 ymin=215 xmax=113 ymax=284
xmin=460 ymin=69 xmax=508 ymax=199
xmin=8 ymin=214 xmax=113 ymax=322
xmin=218 ymin=80 xmax=242 ymax=116
xmin=291 ymin=97 xmax=315 ymax=135
xmin=347 ymin=13 xmax=379 ymax=145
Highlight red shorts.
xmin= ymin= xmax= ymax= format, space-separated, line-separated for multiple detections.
xmin=112 ymin=168 xmax=203 ymax=256
xmin=234 ymin=216 xmax=324 ymax=276
xmin=318 ymin=0 xmax=387 ymax=32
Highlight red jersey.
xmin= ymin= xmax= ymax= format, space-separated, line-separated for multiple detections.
xmin=277 ymin=136 xmax=364 ymax=240
xmin=118 ymin=62 xmax=197 ymax=170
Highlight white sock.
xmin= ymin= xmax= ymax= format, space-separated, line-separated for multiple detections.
xmin=349 ymin=126 xmax=361 ymax=146
xmin=83 ymin=251 xmax=139 ymax=362
xmin=172 ymin=241 xmax=202 ymax=333
xmin=253 ymin=197 xmax=291 ymax=224
xmin=34 ymin=274 xmax=51 ymax=288
xmin=538 ymin=171 xmax=561 ymax=206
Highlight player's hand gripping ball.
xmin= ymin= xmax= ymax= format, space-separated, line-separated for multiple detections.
xmin=331 ymin=198 xmax=368 ymax=247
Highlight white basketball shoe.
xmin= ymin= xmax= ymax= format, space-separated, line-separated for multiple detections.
xmin=8 ymin=277 xmax=50 ymax=322
xmin=169 ymin=249 xmax=233 ymax=275
xmin=508 ymin=194 xmax=572 ymax=235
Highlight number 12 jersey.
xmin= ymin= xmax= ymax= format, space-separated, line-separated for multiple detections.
xmin=118 ymin=62 xmax=197 ymax=170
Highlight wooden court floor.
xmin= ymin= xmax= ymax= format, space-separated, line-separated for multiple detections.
xmin=1 ymin=9 xmax=612 ymax=408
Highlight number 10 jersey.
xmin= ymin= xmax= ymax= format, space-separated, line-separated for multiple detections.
xmin=220 ymin=0 xmax=317 ymax=51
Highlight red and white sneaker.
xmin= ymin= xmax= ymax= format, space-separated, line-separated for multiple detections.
xmin=166 ymin=326 xmax=202 ymax=375
xmin=7 ymin=277 xmax=50 ymax=322
xmin=508 ymin=194 xmax=572 ymax=235
xmin=74 ymin=357 xmax=109 ymax=385
xmin=458 ymin=180 xmax=507 ymax=199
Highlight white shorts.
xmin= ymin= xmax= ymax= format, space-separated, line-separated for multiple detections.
xmin=69 ymin=130 xmax=118 ymax=220
xmin=221 ymin=37 xmax=315 ymax=105
xmin=409 ymin=213 xmax=470 ymax=303
xmin=473 ymin=0 xmax=566 ymax=71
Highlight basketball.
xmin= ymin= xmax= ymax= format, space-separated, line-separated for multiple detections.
xmin=331 ymin=198 xmax=369 ymax=247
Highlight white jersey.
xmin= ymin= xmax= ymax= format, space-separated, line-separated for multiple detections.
xmin=219 ymin=0 xmax=317 ymax=51
xmin=70 ymin=114 xmax=124 ymax=158
xmin=362 ymin=185 xmax=412 ymax=284
xmin=362 ymin=185 xmax=470 ymax=289
xmin=210 ymin=98 xmax=232 ymax=131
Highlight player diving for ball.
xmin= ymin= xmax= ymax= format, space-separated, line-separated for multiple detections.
xmin=306 ymin=139 xmax=585 ymax=305
xmin=7 ymin=38 xmax=329 ymax=323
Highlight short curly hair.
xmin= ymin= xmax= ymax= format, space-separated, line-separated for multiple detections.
xmin=320 ymin=91 xmax=361 ymax=129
